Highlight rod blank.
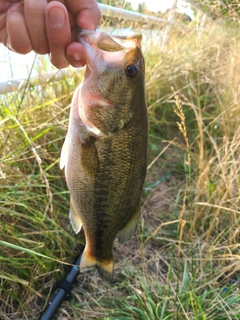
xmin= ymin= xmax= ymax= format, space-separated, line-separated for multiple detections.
xmin=39 ymin=254 xmax=82 ymax=320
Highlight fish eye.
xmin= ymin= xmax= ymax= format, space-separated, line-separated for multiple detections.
xmin=125 ymin=64 xmax=138 ymax=79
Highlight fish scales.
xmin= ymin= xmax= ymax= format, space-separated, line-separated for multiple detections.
xmin=60 ymin=30 xmax=148 ymax=282
xmin=85 ymin=123 xmax=146 ymax=251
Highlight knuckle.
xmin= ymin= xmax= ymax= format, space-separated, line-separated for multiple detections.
xmin=33 ymin=44 xmax=49 ymax=55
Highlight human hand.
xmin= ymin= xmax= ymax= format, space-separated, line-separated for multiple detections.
xmin=0 ymin=0 xmax=101 ymax=68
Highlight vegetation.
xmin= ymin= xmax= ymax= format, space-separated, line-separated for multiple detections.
xmin=1 ymin=7 xmax=240 ymax=320
xmin=192 ymin=0 xmax=240 ymax=25
xmin=97 ymin=0 xmax=134 ymax=11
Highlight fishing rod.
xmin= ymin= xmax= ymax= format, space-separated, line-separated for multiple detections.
xmin=38 ymin=253 xmax=82 ymax=320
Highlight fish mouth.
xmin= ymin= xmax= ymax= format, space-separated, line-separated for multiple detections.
xmin=78 ymin=29 xmax=142 ymax=50
xmin=79 ymin=30 xmax=142 ymax=83
xmin=79 ymin=30 xmax=143 ymax=101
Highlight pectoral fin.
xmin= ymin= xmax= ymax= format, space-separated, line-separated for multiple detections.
xmin=69 ymin=197 xmax=82 ymax=234
xmin=117 ymin=206 xmax=140 ymax=243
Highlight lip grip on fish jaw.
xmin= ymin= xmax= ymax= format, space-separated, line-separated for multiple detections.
xmin=77 ymin=30 xmax=125 ymax=53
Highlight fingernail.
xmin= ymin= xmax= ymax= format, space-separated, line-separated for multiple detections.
xmin=68 ymin=53 xmax=85 ymax=68
xmin=48 ymin=7 xmax=65 ymax=28
xmin=73 ymin=53 xmax=81 ymax=61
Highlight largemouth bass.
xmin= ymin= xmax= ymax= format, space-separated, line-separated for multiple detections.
xmin=60 ymin=30 xmax=148 ymax=282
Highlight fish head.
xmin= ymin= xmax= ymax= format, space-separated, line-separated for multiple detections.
xmin=78 ymin=30 xmax=146 ymax=136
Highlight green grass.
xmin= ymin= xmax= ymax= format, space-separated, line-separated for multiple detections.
xmin=1 ymin=13 xmax=240 ymax=320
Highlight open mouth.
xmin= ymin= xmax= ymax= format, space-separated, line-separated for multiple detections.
xmin=80 ymin=31 xmax=142 ymax=83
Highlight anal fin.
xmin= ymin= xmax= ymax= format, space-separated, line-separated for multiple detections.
xmin=117 ymin=206 xmax=140 ymax=243
xmin=69 ymin=197 xmax=82 ymax=234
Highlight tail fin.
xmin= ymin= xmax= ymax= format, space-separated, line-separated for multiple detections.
xmin=80 ymin=247 xmax=114 ymax=283
xmin=95 ymin=261 xmax=114 ymax=283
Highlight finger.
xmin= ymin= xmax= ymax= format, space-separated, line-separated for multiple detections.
xmin=76 ymin=6 xmax=101 ymax=31
xmin=64 ymin=0 xmax=101 ymax=67
xmin=66 ymin=0 xmax=101 ymax=30
xmin=45 ymin=2 xmax=71 ymax=68
xmin=0 ymin=1 xmax=11 ymax=13
xmin=6 ymin=3 xmax=32 ymax=53
xmin=0 ymin=8 xmax=8 ymax=46
xmin=24 ymin=0 xmax=49 ymax=54
xmin=66 ymin=42 xmax=86 ymax=68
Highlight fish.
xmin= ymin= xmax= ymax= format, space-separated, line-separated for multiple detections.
xmin=60 ymin=30 xmax=148 ymax=282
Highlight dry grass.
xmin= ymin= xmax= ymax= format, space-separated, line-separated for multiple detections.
xmin=1 ymin=10 xmax=240 ymax=320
